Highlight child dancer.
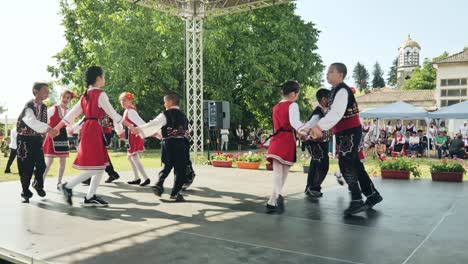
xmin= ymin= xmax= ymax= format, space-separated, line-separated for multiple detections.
xmin=309 ymin=63 xmax=382 ymax=215
xmin=42 ymin=90 xmax=74 ymax=188
xmin=17 ymin=82 xmax=55 ymax=203
xmin=265 ymin=81 xmax=306 ymax=213
xmin=130 ymin=92 xmax=188 ymax=202
xmin=303 ymin=89 xmax=332 ymax=198
xmin=119 ymin=92 xmax=150 ymax=186
xmin=54 ymin=66 xmax=131 ymax=207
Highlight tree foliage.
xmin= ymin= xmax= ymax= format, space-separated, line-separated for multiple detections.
xmin=371 ymin=62 xmax=385 ymax=88
xmin=401 ymin=52 xmax=449 ymax=90
xmin=48 ymin=0 xmax=323 ymax=129
xmin=352 ymin=62 xmax=369 ymax=91
xmin=387 ymin=57 xmax=398 ymax=87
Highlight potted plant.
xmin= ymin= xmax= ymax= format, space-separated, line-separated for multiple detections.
xmin=236 ymin=151 xmax=262 ymax=169
xmin=210 ymin=152 xmax=233 ymax=168
xmin=380 ymin=157 xmax=421 ymax=180
xmin=430 ymin=160 xmax=466 ymax=182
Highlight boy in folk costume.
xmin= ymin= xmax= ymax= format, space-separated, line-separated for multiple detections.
xmin=54 ymin=66 xmax=132 ymax=207
xmin=302 ymin=89 xmax=332 ymax=198
xmin=265 ymin=81 xmax=306 ymax=213
xmin=309 ymin=63 xmax=383 ymax=215
xmin=42 ymin=90 xmax=74 ymax=188
xmin=119 ymin=92 xmax=150 ymax=186
xmin=17 ymin=82 xmax=56 ymax=203
xmin=130 ymin=92 xmax=189 ymax=202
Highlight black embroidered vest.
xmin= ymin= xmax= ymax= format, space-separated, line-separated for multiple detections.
xmin=161 ymin=108 xmax=188 ymax=139
xmin=16 ymin=100 xmax=47 ymax=136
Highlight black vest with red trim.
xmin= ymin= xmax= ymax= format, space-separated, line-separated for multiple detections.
xmin=161 ymin=108 xmax=188 ymax=139
xmin=329 ymin=82 xmax=360 ymax=133
xmin=309 ymin=106 xmax=332 ymax=142
xmin=16 ymin=100 xmax=47 ymax=137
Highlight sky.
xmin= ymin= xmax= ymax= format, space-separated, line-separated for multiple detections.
xmin=1 ymin=0 xmax=467 ymax=120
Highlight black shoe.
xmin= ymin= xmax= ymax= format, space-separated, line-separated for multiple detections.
xmin=59 ymin=183 xmax=73 ymax=206
xmin=169 ymin=193 xmax=186 ymax=202
xmin=34 ymin=187 xmax=46 ymax=197
xmin=266 ymin=204 xmax=278 ymax=213
xmin=83 ymin=195 xmax=109 ymax=207
xmin=305 ymin=189 xmax=323 ymax=198
xmin=4 ymin=168 xmax=11 ymax=174
xmin=105 ymin=172 xmax=120 ymax=183
xmin=151 ymin=185 xmax=164 ymax=197
xmin=21 ymin=189 xmax=33 ymax=203
xmin=277 ymin=195 xmax=285 ymax=212
xmin=139 ymin=178 xmax=151 ymax=187
xmin=82 ymin=178 xmax=91 ymax=186
xmin=344 ymin=200 xmax=369 ymax=216
xmin=127 ymin=179 xmax=141 ymax=185
xmin=365 ymin=192 xmax=383 ymax=209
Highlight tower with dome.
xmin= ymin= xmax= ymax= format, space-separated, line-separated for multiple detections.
xmin=397 ymin=35 xmax=421 ymax=88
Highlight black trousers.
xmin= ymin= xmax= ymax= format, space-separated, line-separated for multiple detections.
xmin=157 ymin=138 xmax=188 ymax=196
xmin=305 ymin=141 xmax=329 ymax=192
xmin=5 ymin=148 xmax=17 ymax=171
xmin=17 ymin=135 xmax=46 ymax=193
xmin=336 ymin=126 xmax=377 ymax=201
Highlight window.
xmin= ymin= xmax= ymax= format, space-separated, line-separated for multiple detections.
xmin=448 ymin=100 xmax=461 ymax=106
xmin=440 ymin=78 xmax=467 ymax=87
xmin=441 ymin=100 xmax=448 ymax=107
xmin=441 ymin=90 xmax=447 ymax=96
xmin=447 ymin=89 xmax=461 ymax=96
xmin=462 ymin=89 xmax=467 ymax=96
xmin=440 ymin=88 xmax=468 ymax=97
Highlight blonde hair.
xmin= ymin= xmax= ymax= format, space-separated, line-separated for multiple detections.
xmin=119 ymin=92 xmax=134 ymax=101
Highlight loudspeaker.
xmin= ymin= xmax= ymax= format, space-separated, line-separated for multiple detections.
xmin=203 ymin=100 xmax=230 ymax=129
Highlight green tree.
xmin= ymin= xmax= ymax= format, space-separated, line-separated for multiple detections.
xmin=387 ymin=57 xmax=398 ymax=87
xmin=402 ymin=52 xmax=449 ymax=90
xmin=352 ymin=62 xmax=369 ymax=91
xmin=371 ymin=62 xmax=385 ymax=88
xmin=48 ymin=0 xmax=323 ymax=129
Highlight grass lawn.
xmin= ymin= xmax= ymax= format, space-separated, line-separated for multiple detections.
xmin=0 ymin=148 xmax=466 ymax=183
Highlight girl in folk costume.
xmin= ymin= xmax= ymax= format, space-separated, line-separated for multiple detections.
xmin=265 ymin=81 xmax=306 ymax=213
xmin=17 ymin=82 xmax=55 ymax=203
xmin=309 ymin=63 xmax=382 ymax=215
xmin=390 ymin=130 xmax=406 ymax=157
xmin=119 ymin=92 xmax=150 ymax=186
xmin=42 ymin=90 xmax=75 ymax=188
xmin=54 ymin=66 xmax=132 ymax=207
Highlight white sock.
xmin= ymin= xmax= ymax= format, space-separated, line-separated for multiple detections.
xmin=65 ymin=170 xmax=100 ymax=189
xmin=128 ymin=155 xmax=139 ymax=181
xmin=86 ymin=171 xmax=104 ymax=199
xmin=131 ymin=154 xmax=148 ymax=180
xmin=58 ymin=157 xmax=66 ymax=184
xmin=267 ymin=160 xmax=284 ymax=206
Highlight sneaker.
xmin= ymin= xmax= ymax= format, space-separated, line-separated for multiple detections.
xmin=59 ymin=183 xmax=73 ymax=206
xmin=139 ymin=178 xmax=151 ymax=187
xmin=151 ymin=185 xmax=164 ymax=197
xmin=83 ymin=195 xmax=109 ymax=207
xmin=127 ymin=179 xmax=141 ymax=185
xmin=335 ymin=172 xmax=345 ymax=186
xmin=365 ymin=192 xmax=383 ymax=209
xmin=344 ymin=200 xmax=369 ymax=216
xmin=169 ymin=193 xmax=185 ymax=202
xmin=305 ymin=189 xmax=323 ymax=198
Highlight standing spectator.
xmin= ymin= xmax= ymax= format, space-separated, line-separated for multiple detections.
xmin=459 ymin=121 xmax=467 ymax=141
xmin=438 ymin=121 xmax=447 ymax=133
xmin=235 ymin=125 xmax=244 ymax=151
xmin=386 ymin=121 xmax=394 ymax=136
xmin=220 ymin=128 xmax=229 ymax=151
xmin=428 ymin=122 xmax=437 ymax=150
xmin=4 ymin=127 xmax=18 ymax=174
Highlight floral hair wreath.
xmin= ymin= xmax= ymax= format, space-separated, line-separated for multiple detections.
xmin=71 ymin=91 xmax=77 ymax=98
xmin=125 ymin=92 xmax=134 ymax=100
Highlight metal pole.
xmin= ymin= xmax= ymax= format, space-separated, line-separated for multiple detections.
xmin=185 ymin=14 xmax=204 ymax=155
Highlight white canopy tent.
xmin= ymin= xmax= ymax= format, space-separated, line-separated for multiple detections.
xmin=360 ymin=101 xmax=428 ymax=120
xmin=429 ymin=100 xmax=468 ymax=119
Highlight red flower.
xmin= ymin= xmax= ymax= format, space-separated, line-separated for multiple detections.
xmin=126 ymin=92 xmax=134 ymax=100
